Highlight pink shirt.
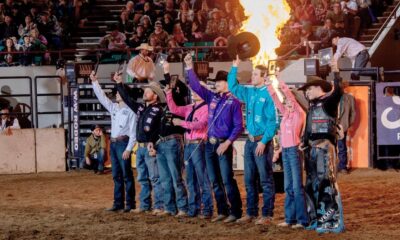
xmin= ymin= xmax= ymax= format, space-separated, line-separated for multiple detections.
xmin=166 ymin=92 xmax=208 ymax=141
xmin=267 ymin=82 xmax=305 ymax=148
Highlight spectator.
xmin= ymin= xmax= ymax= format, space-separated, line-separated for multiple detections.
xmin=3 ymin=0 xmax=14 ymax=16
xmin=127 ymin=23 xmax=148 ymax=48
xmin=188 ymin=20 xmax=203 ymax=42
xmin=0 ymin=15 xmax=18 ymax=40
xmin=140 ymin=15 xmax=154 ymax=37
xmin=222 ymin=1 xmax=235 ymax=21
xmin=0 ymin=37 xmax=19 ymax=66
xmin=334 ymin=20 xmax=346 ymax=36
xmin=193 ymin=10 xmax=207 ymax=32
xmin=294 ymin=0 xmax=317 ymax=24
xmin=178 ymin=0 xmax=194 ymax=21
xmin=99 ymin=24 xmax=127 ymax=50
xmin=84 ymin=124 xmax=106 ymax=174
xmin=10 ymin=4 xmax=23 ymax=26
xmin=124 ymin=1 xmax=135 ymax=19
xmin=29 ymin=5 xmax=40 ymax=23
xmin=315 ymin=18 xmax=337 ymax=49
xmin=20 ymin=0 xmax=33 ymax=17
xmin=172 ymin=23 xmax=187 ymax=45
xmin=36 ymin=11 xmax=62 ymax=49
xmin=166 ymin=38 xmax=182 ymax=62
xmin=357 ymin=0 xmax=374 ymax=30
xmin=204 ymin=8 xmax=229 ymax=40
xmin=0 ymin=3 xmax=5 ymax=23
xmin=15 ymin=34 xmax=33 ymax=66
xmin=162 ymin=13 xmax=174 ymax=34
xmin=18 ymin=15 xmax=36 ymax=39
xmin=313 ymin=0 xmax=330 ymax=24
xmin=341 ymin=0 xmax=360 ymax=38
xmin=164 ymin=0 xmax=178 ymax=20
xmin=0 ymin=85 xmax=18 ymax=109
xmin=143 ymin=1 xmax=157 ymax=24
xmin=29 ymin=28 xmax=48 ymax=46
xmin=208 ymin=36 xmax=229 ymax=61
xmin=134 ymin=0 xmax=147 ymax=12
xmin=0 ymin=105 xmax=20 ymax=135
xmin=327 ymin=2 xmax=346 ymax=27
xmin=148 ymin=35 xmax=162 ymax=58
xmin=149 ymin=20 xmax=169 ymax=47
xmin=118 ymin=10 xmax=134 ymax=35
xmin=126 ymin=43 xmax=155 ymax=82
xmin=179 ymin=12 xmax=192 ymax=39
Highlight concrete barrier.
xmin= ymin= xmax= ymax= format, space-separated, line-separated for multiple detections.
xmin=0 ymin=128 xmax=66 ymax=174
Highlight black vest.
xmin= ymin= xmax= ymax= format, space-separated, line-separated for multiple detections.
xmin=306 ymin=102 xmax=337 ymax=144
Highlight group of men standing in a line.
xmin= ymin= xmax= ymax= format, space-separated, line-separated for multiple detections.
xmin=89 ymin=51 xmax=347 ymax=233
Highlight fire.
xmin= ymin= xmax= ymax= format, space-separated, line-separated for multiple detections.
xmin=239 ymin=0 xmax=291 ymax=66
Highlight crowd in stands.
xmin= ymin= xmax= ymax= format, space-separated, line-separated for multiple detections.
xmin=0 ymin=0 xmax=91 ymax=66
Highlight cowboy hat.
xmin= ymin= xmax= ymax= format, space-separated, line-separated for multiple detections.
xmin=298 ymin=76 xmax=332 ymax=92
xmin=227 ymin=32 xmax=260 ymax=60
xmin=135 ymin=43 xmax=154 ymax=51
xmin=209 ymin=70 xmax=228 ymax=82
xmin=142 ymin=82 xmax=166 ymax=103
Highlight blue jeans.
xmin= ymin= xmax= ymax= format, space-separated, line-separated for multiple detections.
xmin=89 ymin=148 xmax=105 ymax=172
xmin=156 ymin=138 xmax=188 ymax=214
xmin=136 ymin=145 xmax=164 ymax=210
xmin=282 ymin=146 xmax=308 ymax=225
xmin=110 ymin=140 xmax=135 ymax=209
xmin=244 ymin=140 xmax=275 ymax=217
xmin=184 ymin=142 xmax=213 ymax=217
xmin=337 ymin=132 xmax=348 ymax=170
xmin=205 ymin=141 xmax=242 ymax=218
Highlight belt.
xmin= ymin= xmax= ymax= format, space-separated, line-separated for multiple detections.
xmin=248 ymin=134 xmax=263 ymax=142
xmin=357 ymin=49 xmax=369 ymax=56
xmin=157 ymin=134 xmax=182 ymax=144
xmin=208 ymin=137 xmax=226 ymax=145
xmin=110 ymin=135 xmax=129 ymax=142
xmin=184 ymin=139 xmax=203 ymax=145
xmin=138 ymin=142 xmax=152 ymax=148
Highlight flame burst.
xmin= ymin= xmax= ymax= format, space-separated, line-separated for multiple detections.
xmin=239 ymin=0 xmax=291 ymax=66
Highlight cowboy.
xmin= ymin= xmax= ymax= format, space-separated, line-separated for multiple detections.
xmin=113 ymin=74 xmax=165 ymax=215
xmin=90 ymin=71 xmax=137 ymax=213
xmin=0 ymin=105 xmax=20 ymax=136
xmin=228 ymin=56 xmax=277 ymax=225
xmin=84 ymin=124 xmax=106 ymax=174
xmin=298 ymin=74 xmax=345 ymax=233
xmin=126 ymin=43 xmax=155 ymax=82
xmin=185 ymin=53 xmax=243 ymax=223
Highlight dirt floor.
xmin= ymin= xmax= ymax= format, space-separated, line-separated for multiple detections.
xmin=0 ymin=169 xmax=400 ymax=240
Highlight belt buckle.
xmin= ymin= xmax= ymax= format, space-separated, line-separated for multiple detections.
xmin=249 ymin=135 xmax=255 ymax=142
xmin=209 ymin=137 xmax=217 ymax=144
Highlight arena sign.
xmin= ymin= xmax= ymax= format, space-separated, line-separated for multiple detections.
xmin=376 ymin=82 xmax=400 ymax=145
xmin=71 ymin=87 xmax=80 ymax=157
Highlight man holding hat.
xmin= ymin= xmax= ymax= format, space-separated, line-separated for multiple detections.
xmin=113 ymin=74 xmax=165 ymax=215
xmin=298 ymin=74 xmax=345 ymax=233
xmin=228 ymin=56 xmax=277 ymax=225
xmin=84 ymin=124 xmax=106 ymax=174
xmin=126 ymin=43 xmax=155 ymax=82
xmin=185 ymin=54 xmax=243 ymax=223
xmin=90 ymin=72 xmax=137 ymax=213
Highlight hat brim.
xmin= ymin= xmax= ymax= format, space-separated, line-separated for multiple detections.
xmin=298 ymin=79 xmax=332 ymax=92
xmin=227 ymin=32 xmax=260 ymax=60
xmin=135 ymin=46 xmax=154 ymax=51
xmin=142 ymin=84 xmax=166 ymax=103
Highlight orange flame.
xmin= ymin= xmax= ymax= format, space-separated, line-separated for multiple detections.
xmin=239 ymin=0 xmax=291 ymax=66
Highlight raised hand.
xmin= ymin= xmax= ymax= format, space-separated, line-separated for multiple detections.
xmin=184 ymin=53 xmax=193 ymax=69
xmin=232 ymin=54 xmax=240 ymax=67
xmin=89 ymin=71 xmax=98 ymax=82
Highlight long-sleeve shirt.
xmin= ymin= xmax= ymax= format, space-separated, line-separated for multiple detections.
xmin=333 ymin=37 xmax=366 ymax=64
xmin=92 ymin=81 xmax=137 ymax=151
xmin=267 ymin=81 xmax=305 ymax=148
xmin=84 ymin=134 xmax=106 ymax=157
xmin=228 ymin=67 xmax=277 ymax=144
xmin=0 ymin=118 xmax=20 ymax=132
xmin=187 ymin=69 xmax=243 ymax=142
xmin=166 ymin=91 xmax=208 ymax=141
xmin=116 ymin=83 xmax=163 ymax=143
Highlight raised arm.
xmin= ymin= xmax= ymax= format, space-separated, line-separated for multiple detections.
xmin=166 ymin=91 xmax=190 ymax=117
xmin=90 ymin=72 xmax=114 ymax=113
xmin=125 ymin=112 xmax=137 ymax=152
xmin=267 ymin=84 xmax=285 ymax=114
xmin=228 ymin=56 xmax=248 ymax=101
xmin=112 ymin=72 xmax=142 ymax=113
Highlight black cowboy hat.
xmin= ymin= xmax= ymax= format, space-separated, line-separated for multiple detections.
xmin=298 ymin=76 xmax=332 ymax=92
xmin=227 ymin=32 xmax=260 ymax=60
xmin=210 ymin=70 xmax=228 ymax=82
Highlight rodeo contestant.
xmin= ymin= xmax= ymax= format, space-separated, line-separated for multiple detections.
xmin=113 ymin=74 xmax=164 ymax=215
xmin=184 ymin=54 xmax=243 ymax=223
xmin=164 ymin=62 xmax=213 ymax=219
xmin=154 ymin=61 xmax=188 ymax=217
xmin=228 ymin=56 xmax=277 ymax=225
xmin=298 ymin=74 xmax=345 ymax=233
xmin=90 ymin=72 xmax=137 ymax=213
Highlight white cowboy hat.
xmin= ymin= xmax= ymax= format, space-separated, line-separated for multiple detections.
xmin=135 ymin=43 xmax=154 ymax=51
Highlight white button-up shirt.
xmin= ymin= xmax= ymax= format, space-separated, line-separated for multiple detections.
xmin=92 ymin=81 xmax=137 ymax=151
xmin=0 ymin=118 xmax=20 ymax=132
xmin=333 ymin=37 xmax=366 ymax=64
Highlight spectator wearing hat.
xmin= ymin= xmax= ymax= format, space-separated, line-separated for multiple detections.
xmin=229 ymin=56 xmax=277 ymax=225
xmin=0 ymin=105 xmax=20 ymax=136
xmin=126 ymin=43 xmax=155 ymax=82
xmin=208 ymin=36 xmax=229 ymax=61
xmin=100 ymin=24 xmax=127 ymax=51
xmin=89 ymin=71 xmax=137 ymax=213
xmin=36 ymin=11 xmax=62 ymax=49
xmin=331 ymin=33 xmax=369 ymax=80
xmin=0 ymin=15 xmax=18 ymax=40
xmin=298 ymin=74 xmax=345 ymax=233
xmin=0 ymin=85 xmax=18 ymax=109
xmin=127 ymin=24 xmax=148 ymax=49
xmin=149 ymin=20 xmax=169 ymax=47
xmin=113 ymin=74 xmax=165 ymax=215
xmin=84 ymin=124 xmax=106 ymax=174
xmin=185 ymin=53 xmax=243 ymax=223
xmin=205 ymin=8 xmax=229 ymax=40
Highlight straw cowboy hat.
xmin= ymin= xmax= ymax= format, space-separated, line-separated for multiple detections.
xmin=135 ymin=43 xmax=154 ymax=51
xmin=142 ymin=82 xmax=166 ymax=103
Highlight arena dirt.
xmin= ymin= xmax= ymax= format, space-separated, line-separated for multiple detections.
xmin=1 ymin=169 xmax=399 ymax=240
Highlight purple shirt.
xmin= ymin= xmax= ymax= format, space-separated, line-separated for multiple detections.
xmin=187 ymin=69 xmax=243 ymax=142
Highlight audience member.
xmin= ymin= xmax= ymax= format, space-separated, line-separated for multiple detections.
xmin=149 ymin=20 xmax=169 ymax=47
xmin=126 ymin=43 xmax=155 ymax=82
xmin=99 ymin=24 xmax=127 ymax=50
xmin=204 ymin=8 xmax=229 ymax=40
